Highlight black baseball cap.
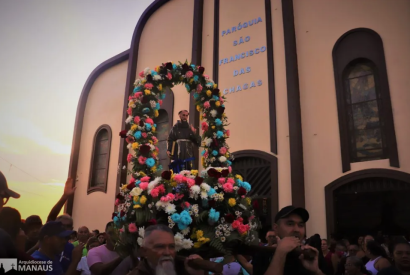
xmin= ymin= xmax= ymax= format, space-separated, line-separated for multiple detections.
xmin=0 ymin=171 xmax=20 ymax=198
xmin=274 ymin=205 xmax=309 ymax=223
xmin=25 ymin=215 xmax=43 ymax=227
xmin=39 ymin=221 xmax=74 ymax=239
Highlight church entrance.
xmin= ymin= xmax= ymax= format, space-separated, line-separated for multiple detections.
xmin=325 ymin=169 xmax=410 ymax=239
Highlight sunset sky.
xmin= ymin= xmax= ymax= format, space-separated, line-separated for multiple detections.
xmin=0 ymin=0 xmax=153 ymax=221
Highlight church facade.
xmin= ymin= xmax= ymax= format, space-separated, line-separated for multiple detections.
xmin=66 ymin=0 xmax=410 ymax=239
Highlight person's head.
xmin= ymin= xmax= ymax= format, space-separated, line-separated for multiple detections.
xmin=56 ymin=214 xmax=73 ymax=231
xmin=366 ymin=240 xmax=388 ymax=259
xmin=77 ymin=226 xmax=90 ymax=243
xmin=265 ymin=230 xmax=276 ymax=245
xmin=321 ymin=239 xmax=329 ymax=252
xmin=364 ymin=235 xmax=374 ymax=245
xmin=345 ymin=256 xmax=365 ymax=275
xmin=0 ymin=171 xmax=20 ymax=213
xmin=273 ymin=206 xmax=309 ymax=240
xmin=91 ymin=229 xmax=100 ymax=237
xmin=141 ymin=224 xmax=176 ymax=274
xmin=105 ymin=221 xmax=115 ymax=245
xmin=38 ymin=221 xmax=73 ymax=254
xmin=391 ymin=241 xmax=410 ymax=271
xmin=348 ymin=244 xmax=360 ymax=256
xmin=97 ymin=233 xmax=106 ymax=244
xmin=358 ymin=236 xmax=364 ymax=246
xmin=70 ymin=231 xmax=77 ymax=242
xmin=0 ymin=207 xmax=22 ymax=240
xmin=178 ymin=110 xmax=189 ymax=122
xmin=342 ymin=238 xmax=350 ymax=247
xmin=335 ymin=242 xmax=347 ymax=256
xmin=24 ymin=215 xmax=43 ymax=241
xmin=86 ymin=237 xmax=101 ymax=251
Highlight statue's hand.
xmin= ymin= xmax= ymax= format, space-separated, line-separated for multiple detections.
xmin=190 ymin=124 xmax=197 ymax=134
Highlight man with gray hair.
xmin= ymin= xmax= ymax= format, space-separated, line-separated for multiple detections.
xmin=129 ymin=224 xmax=203 ymax=275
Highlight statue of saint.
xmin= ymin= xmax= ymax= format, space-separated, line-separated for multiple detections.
xmin=167 ymin=110 xmax=201 ymax=171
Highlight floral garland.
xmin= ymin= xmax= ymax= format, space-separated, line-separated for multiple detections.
xmin=114 ymin=62 xmax=260 ymax=256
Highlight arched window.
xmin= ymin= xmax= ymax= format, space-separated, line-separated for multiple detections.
xmin=333 ymin=28 xmax=398 ymax=172
xmin=343 ymin=60 xmax=386 ymax=162
xmin=155 ymin=110 xmax=170 ymax=170
xmin=88 ymin=125 xmax=112 ymax=194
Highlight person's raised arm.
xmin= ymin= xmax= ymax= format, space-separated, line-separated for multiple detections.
xmin=47 ymin=178 xmax=76 ymax=222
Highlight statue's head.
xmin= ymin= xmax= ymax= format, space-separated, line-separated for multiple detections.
xmin=178 ymin=110 xmax=189 ymax=122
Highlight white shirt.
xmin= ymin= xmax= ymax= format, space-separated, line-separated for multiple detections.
xmin=77 ymin=256 xmax=91 ymax=275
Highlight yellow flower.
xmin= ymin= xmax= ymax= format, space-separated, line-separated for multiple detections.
xmin=121 ymin=184 xmax=128 ymax=191
xmin=158 ymin=84 xmax=162 ymax=91
xmin=145 ymin=89 xmax=151 ymax=95
xmin=218 ymin=193 xmax=224 ymax=201
xmin=128 ymin=101 xmax=134 ymax=108
xmin=133 ymin=196 xmax=139 ymax=202
xmin=148 ymin=140 xmax=153 ymax=145
xmin=154 ymin=110 xmax=159 ymax=117
xmin=170 ymin=181 xmax=177 ymax=187
xmin=213 ymin=84 xmax=217 ymax=89
xmin=235 ymin=175 xmax=243 ymax=181
xmin=152 ymin=151 xmax=158 ymax=157
xmin=215 ymin=101 xmax=221 ymax=107
xmin=151 ymin=166 xmax=157 ymax=172
xmin=152 ymin=126 xmax=156 ymax=132
xmin=228 ymin=198 xmax=236 ymax=207
xmin=189 ymin=78 xmax=194 ymax=84
xmin=142 ymin=79 xmax=146 ymax=84
xmin=196 ymin=230 xmax=204 ymax=239
xmin=225 ymin=153 xmax=230 ymax=158
xmin=222 ymin=113 xmax=226 ymax=118
xmin=132 ymin=142 xmax=139 ymax=150
xmin=131 ymin=125 xmax=138 ymax=131
xmin=140 ymin=172 xmax=146 ymax=177
xmin=191 ymin=170 xmax=198 ymax=176
xmin=155 ymin=66 xmax=160 ymax=72
xmin=193 ymin=242 xmax=202 ymax=248
xmin=133 ymin=205 xmax=141 ymax=209
xmin=200 ymin=113 xmax=203 ymax=121
xmin=140 ymin=195 xmax=147 ymax=204
xmin=201 ymin=157 xmax=205 ymax=167
xmin=246 ymin=197 xmax=252 ymax=205
xmin=212 ymin=126 xmax=215 ymax=129
xmin=206 ymin=90 xmax=212 ymax=97
xmin=196 ymin=105 xmax=201 ymax=112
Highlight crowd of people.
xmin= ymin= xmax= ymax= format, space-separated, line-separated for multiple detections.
xmin=1 ymin=171 xmax=410 ymax=275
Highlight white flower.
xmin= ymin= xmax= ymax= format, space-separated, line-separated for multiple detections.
xmin=239 ymin=204 xmax=247 ymax=210
xmin=181 ymin=227 xmax=190 ymax=236
xmin=200 ymin=183 xmax=210 ymax=191
xmin=190 ymin=185 xmax=200 ymax=194
xmin=143 ymin=67 xmax=150 ymax=76
xmin=169 ymin=223 xmax=174 ymax=228
xmin=220 ymin=218 xmax=225 ymax=223
xmin=127 ymin=143 xmax=132 ymax=149
xmin=127 ymin=130 xmax=133 ymax=136
xmin=130 ymin=187 xmax=142 ymax=196
xmin=203 ymin=137 xmax=213 ymax=147
xmin=219 ymin=156 xmax=227 ymax=163
xmin=224 ymin=231 xmax=231 ymax=237
xmin=153 ymin=75 xmax=162 ymax=81
xmin=220 ymin=237 xmax=226 ymax=242
xmin=200 ymin=191 xmax=208 ymax=199
xmin=149 ymin=144 xmax=156 ymax=151
xmin=174 ymin=233 xmax=184 ymax=244
xmin=134 ymin=79 xmax=141 ymax=85
xmin=150 ymin=100 xmax=156 ymax=108
xmin=148 ymin=177 xmax=162 ymax=193
xmin=125 ymin=116 xmax=133 ymax=124
xmin=156 ymin=200 xmax=167 ymax=210
xmin=139 ymin=226 xmax=145 ymax=237
xmin=210 ymin=110 xmax=217 ymax=117
xmin=165 ymin=203 xmax=176 ymax=214
xmin=137 ymin=237 xmax=143 ymax=246
xmin=216 ymin=231 xmax=221 ymax=236
xmin=182 ymin=239 xmax=193 ymax=250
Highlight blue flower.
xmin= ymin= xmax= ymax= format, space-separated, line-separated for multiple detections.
xmin=178 ymin=224 xmax=188 ymax=230
xmin=191 ymin=64 xmax=196 ymax=69
xmin=133 ymin=86 xmax=141 ymax=92
xmin=122 ymin=216 xmax=127 ymax=221
xmin=216 ymin=131 xmax=224 ymax=139
xmin=113 ymin=216 xmax=120 ymax=226
xmin=215 ymin=119 xmax=222 ymax=126
xmin=171 ymin=213 xmax=180 ymax=223
xmin=193 ymin=93 xmax=199 ymax=100
xmin=134 ymin=131 xmax=142 ymax=139
xmin=158 ymin=165 xmax=163 ymax=171
xmin=207 ymin=82 xmax=213 ymax=87
xmin=135 ymin=180 xmax=141 ymax=186
xmin=194 ymin=75 xmax=199 ymax=82
xmin=180 ymin=210 xmax=192 ymax=225
xmin=145 ymin=124 xmax=152 ymax=130
xmin=142 ymin=108 xmax=150 ymax=113
xmin=213 ymin=95 xmax=219 ymax=100
xmin=145 ymin=158 xmax=155 ymax=167
xmin=227 ymin=160 xmax=232 ymax=166
xmin=185 ymin=84 xmax=190 ymax=91
xmin=208 ymin=208 xmax=220 ymax=223
xmin=151 ymin=70 xmax=158 ymax=75
xmin=222 ymin=104 xmax=225 ymax=107
xmin=237 ymin=179 xmax=243 ymax=186
xmin=242 ymin=181 xmax=251 ymax=192
xmin=155 ymin=103 xmax=160 ymax=110
xmin=207 ymin=188 xmax=216 ymax=196
xmin=212 ymin=150 xmax=218 ymax=156
xmin=161 ymin=94 xmax=166 ymax=99
xmin=201 ymin=150 xmax=206 ymax=156
xmin=173 ymin=64 xmax=177 ymax=70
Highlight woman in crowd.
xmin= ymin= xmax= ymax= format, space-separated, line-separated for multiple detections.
xmin=97 ymin=232 xmax=106 ymax=244
xmin=378 ymin=240 xmax=410 ymax=275
xmin=76 ymin=237 xmax=101 ymax=275
xmin=365 ymin=240 xmax=391 ymax=274
xmin=322 ymin=239 xmax=338 ymax=274
xmin=345 ymin=256 xmax=372 ymax=275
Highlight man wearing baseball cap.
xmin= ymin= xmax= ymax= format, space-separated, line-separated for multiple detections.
xmin=253 ymin=206 xmax=326 ymax=275
xmin=31 ymin=221 xmax=84 ymax=275
xmin=0 ymin=171 xmax=20 ymax=213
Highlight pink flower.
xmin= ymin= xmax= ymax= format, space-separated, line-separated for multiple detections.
xmin=201 ymin=121 xmax=209 ymax=131
xmin=232 ymin=220 xmax=241 ymax=229
xmin=186 ymin=178 xmax=195 ymax=187
xmin=159 ymin=100 xmax=163 ymax=106
xmin=139 ymin=71 xmax=145 ymax=77
xmin=227 ymin=178 xmax=235 ymax=184
xmin=128 ymin=95 xmax=133 ymax=101
xmin=197 ymin=84 xmax=203 ymax=92
xmin=141 ymin=176 xmax=150 ymax=182
xmin=134 ymin=116 xmax=140 ymax=124
xmin=157 ymin=185 xmax=165 ymax=194
xmin=226 ymin=130 xmax=230 ymax=137
xmin=204 ymin=74 xmax=210 ymax=80
xmin=223 ymin=183 xmax=234 ymax=193
xmin=175 ymin=194 xmax=184 ymax=200
xmin=127 ymin=154 xmax=133 ymax=163
xmin=119 ymin=228 xmax=124 ymax=233
xmin=204 ymin=151 xmax=208 ymax=157
xmin=183 ymin=202 xmax=190 ymax=208
xmin=145 ymin=118 xmax=154 ymax=125
xmin=166 ymin=193 xmax=175 ymax=201
xmin=139 ymin=181 xmax=149 ymax=190
xmin=220 ymin=98 xmax=224 ymax=104
xmin=129 ymin=177 xmax=136 ymax=184
xmin=138 ymin=156 xmax=147 ymax=165
xmin=203 ymin=113 xmax=207 ymax=117
xmin=152 ymin=136 xmax=158 ymax=143
xmin=155 ymin=147 xmax=159 ymax=152
xmin=150 ymin=188 xmax=159 ymax=197
xmin=144 ymin=83 xmax=154 ymax=90
xmin=238 ymin=224 xmax=249 ymax=235
xmin=228 ymin=166 xmax=232 ymax=173
xmin=219 ymin=147 xmax=227 ymax=154
xmin=142 ymin=133 xmax=148 ymax=138
xmin=135 ymin=92 xmax=143 ymax=98
xmin=204 ymin=101 xmax=210 ymax=109
xmin=115 ymin=199 xmax=120 ymax=206
xmin=174 ymin=174 xmax=185 ymax=183
xmin=160 ymin=196 xmax=168 ymax=202
xmin=186 ymin=71 xmax=194 ymax=78
xmin=128 ymin=223 xmax=138 ymax=233
xmin=218 ymin=178 xmax=226 ymax=184
xmin=127 ymin=108 xmax=132 ymax=115
xmin=167 ymin=73 xmax=172 ymax=80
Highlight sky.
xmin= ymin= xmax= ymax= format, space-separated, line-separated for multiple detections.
xmin=0 ymin=0 xmax=153 ymax=221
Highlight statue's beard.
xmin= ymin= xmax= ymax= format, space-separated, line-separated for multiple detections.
xmin=155 ymin=256 xmax=176 ymax=275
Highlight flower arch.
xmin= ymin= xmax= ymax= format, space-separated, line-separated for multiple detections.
xmin=114 ymin=62 xmax=259 ymax=256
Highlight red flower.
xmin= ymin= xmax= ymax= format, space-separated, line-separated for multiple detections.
xmin=161 ymin=171 xmax=172 ymax=180
xmin=238 ymin=187 xmax=246 ymax=196
xmin=139 ymin=145 xmax=151 ymax=155
xmin=207 ymin=168 xmax=217 ymax=177
xmin=139 ymin=120 xmax=145 ymax=127
xmin=126 ymin=136 xmax=135 ymax=144
xmin=212 ymin=88 xmax=220 ymax=96
xmin=148 ymin=219 xmax=157 ymax=225
xmin=198 ymin=66 xmax=205 ymax=74
xmin=225 ymin=214 xmax=234 ymax=223
xmin=195 ymin=176 xmax=204 ymax=185
xmin=182 ymin=63 xmax=190 ymax=72
xmin=112 ymin=213 xmax=117 ymax=220
xmin=212 ymin=139 xmax=219 ymax=148
xmin=120 ymin=210 xmax=126 ymax=217
xmin=116 ymin=193 xmax=124 ymax=200
xmin=221 ymin=169 xmax=229 ymax=177
xmin=119 ymin=130 xmax=127 ymax=138
xmin=127 ymin=182 xmax=135 ymax=190
xmin=165 ymin=62 xmax=173 ymax=70
xmin=252 ymin=200 xmax=259 ymax=211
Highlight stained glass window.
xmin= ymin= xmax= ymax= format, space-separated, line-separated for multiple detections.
xmin=89 ymin=127 xmax=111 ymax=192
xmin=344 ymin=61 xmax=386 ymax=162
